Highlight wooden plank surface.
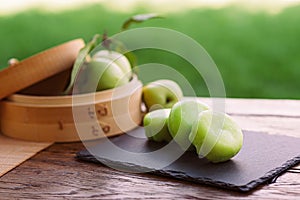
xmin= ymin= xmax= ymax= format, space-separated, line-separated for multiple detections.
xmin=0 ymin=98 xmax=299 ymax=199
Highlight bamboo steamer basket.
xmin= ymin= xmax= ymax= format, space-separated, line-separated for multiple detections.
xmin=0 ymin=39 xmax=143 ymax=142
xmin=0 ymin=75 xmax=142 ymax=142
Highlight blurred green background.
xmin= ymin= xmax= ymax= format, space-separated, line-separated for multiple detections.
xmin=0 ymin=3 xmax=299 ymax=99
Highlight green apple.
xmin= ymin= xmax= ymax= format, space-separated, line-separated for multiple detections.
xmin=142 ymin=80 xmax=183 ymax=111
xmin=189 ymin=110 xmax=243 ymax=163
xmin=143 ymin=109 xmax=172 ymax=142
xmin=168 ymin=100 xmax=209 ymax=150
xmin=76 ymin=57 xmax=130 ymax=93
xmin=92 ymin=50 xmax=132 ymax=79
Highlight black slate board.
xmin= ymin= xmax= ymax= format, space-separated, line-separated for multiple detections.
xmin=76 ymin=127 xmax=300 ymax=192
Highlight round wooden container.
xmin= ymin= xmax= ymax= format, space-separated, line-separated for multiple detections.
xmin=0 ymin=39 xmax=85 ymax=99
xmin=0 ymin=75 xmax=143 ymax=142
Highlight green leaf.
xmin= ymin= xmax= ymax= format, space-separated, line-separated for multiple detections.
xmin=122 ymin=13 xmax=162 ymax=31
xmin=64 ymin=34 xmax=100 ymax=95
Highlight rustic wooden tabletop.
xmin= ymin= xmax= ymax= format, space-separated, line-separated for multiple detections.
xmin=0 ymin=98 xmax=299 ymax=199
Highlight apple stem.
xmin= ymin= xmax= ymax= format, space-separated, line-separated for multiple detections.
xmin=102 ymin=31 xmax=112 ymax=50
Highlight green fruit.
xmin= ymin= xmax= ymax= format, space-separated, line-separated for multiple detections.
xmin=168 ymin=100 xmax=209 ymax=150
xmin=142 ymin=79 xmax=183 ymax=111
xmin=93 ymin=50 xmax=132 ymax=79
xmin=143 ymin=109 xmax=172 ymax=142
xmin=76 ymin=57 xmax=130 ymax=93
xmin=189 ymin=110 xmax=243 ymax=163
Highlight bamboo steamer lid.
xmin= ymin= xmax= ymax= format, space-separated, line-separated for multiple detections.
xmin=0 ymin=39 xmax=85 ymax=99
xmin=0 ymin=39 xmax=143 ymax=142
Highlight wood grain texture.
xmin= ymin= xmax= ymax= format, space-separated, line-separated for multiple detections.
xmin=0 ymin=98 xmax=299 ymax=199
xmin=198 ymin=98 xmax=300 ymax=117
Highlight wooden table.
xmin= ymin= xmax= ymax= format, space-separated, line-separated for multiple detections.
xmin=0 ymin=98 xmax=299 ymax=199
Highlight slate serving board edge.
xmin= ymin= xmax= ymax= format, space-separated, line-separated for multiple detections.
xmin=76 ymin=150 xmax=300 ymax=192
